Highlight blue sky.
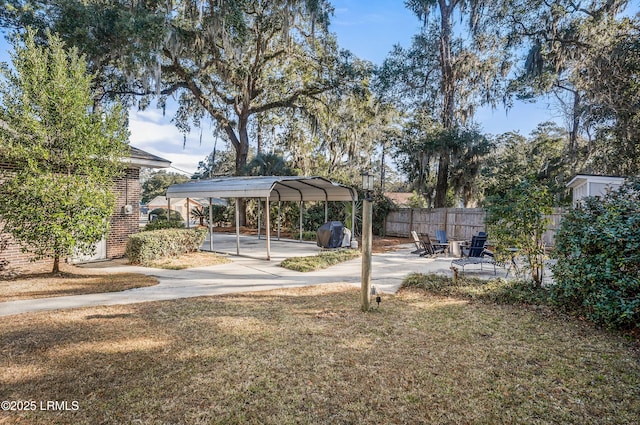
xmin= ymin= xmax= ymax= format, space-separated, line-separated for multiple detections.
xmin=0 ymin=1 xmax=625 ymax=174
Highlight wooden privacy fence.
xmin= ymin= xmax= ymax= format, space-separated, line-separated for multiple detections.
xmin=384 ymin=207 xmax=566 ymax=247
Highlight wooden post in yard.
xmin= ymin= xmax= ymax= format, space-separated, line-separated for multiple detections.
xmin=361 ymin=197 xmax=373 ymax=312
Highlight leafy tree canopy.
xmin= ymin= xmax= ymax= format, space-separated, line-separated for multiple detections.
xmin=505 ymin=0 xmax=637 ymax=173
xmin=141 ymin=170 xmax=190 ymax=204
xmin=394 ymin=111 xmax=493 ymax=207
xmin=482 ymin=122 xmax=572 ymax=205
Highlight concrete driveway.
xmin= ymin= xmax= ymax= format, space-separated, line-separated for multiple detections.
xmin=0 ymin=233 xmax=505 ymax=317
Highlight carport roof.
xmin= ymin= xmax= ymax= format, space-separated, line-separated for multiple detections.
xmin=166 ymin=176 xmax=358 ymax=202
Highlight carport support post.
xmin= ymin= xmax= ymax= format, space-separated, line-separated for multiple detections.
xmin=351 ymin=200 xmax=355 ymax=235
xmin=266 ymin=198 xmax=271 ymax=260
xmin=257 ymin=199 xmax=261 ymax=240
xmin=325 ymin=200 xmax=328 ymax=223
xmin=208 ymin=198 xmax=213 ymax=251
xmin=235 ymin=198 xmax=240 ymax=256
xmin=299 ymin=200 xmax=303 ymax=242
xmin=277 ymin=201 xmax=281 ymax=240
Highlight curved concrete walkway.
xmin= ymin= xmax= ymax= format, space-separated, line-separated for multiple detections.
xmin=0 ymin=236 xmax=503 ymax=317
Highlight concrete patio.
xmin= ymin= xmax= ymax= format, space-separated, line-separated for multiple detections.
xmin=0 ymin=233 xmax=509 ymax=317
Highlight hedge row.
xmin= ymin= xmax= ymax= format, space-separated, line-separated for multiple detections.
xmin=125 ymin=228 xmax=207 ymax=265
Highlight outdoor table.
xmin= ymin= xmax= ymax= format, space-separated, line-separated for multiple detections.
xmin=449 ymin=240 xmax=467 ymax=257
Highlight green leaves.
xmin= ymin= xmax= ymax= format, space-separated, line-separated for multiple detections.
xmin=486 ymin=180 xmax=552 ymax=285
xmin=141 ymin=171 xmax=190 ymax=204
xmin=0 ymin=30 xmax=128 ymax=272
xmin=125 ymin=228 xmax=207 ymax=265
xmin=551 ymin=179 xmax=640 ymax=330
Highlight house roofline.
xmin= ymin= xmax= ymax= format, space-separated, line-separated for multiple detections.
xmin=566 ymin=174 xmax=626 ymax=188
xmin=126 ymin=146 xmax=171 ymax=169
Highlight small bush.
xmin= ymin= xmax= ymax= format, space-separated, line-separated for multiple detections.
xmin=144 ymin=219 xmax=185 ymax=231
xmin=148 ymin=208 xmax=183 ymax=222
xmin=302 ymin=231 xmax=316 ymax=241
xmin=125 ymin=228 xmax=207 ymax=265
xmin=401 ymin=273 xmax=551 ymax=305
xmin=209 ymin=205 xmax=231 ymax=225
xmin=485 ymin=180 xmax=552 ymax=286
xmin=280 ymin=250 xmax=361 ymax=272
xmin=551 ymin=179 xmax=640 ymax=330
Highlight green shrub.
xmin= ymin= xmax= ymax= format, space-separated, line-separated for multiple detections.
xmin=551 ymin=179 xmax=640 ymax=330
xmin=372 ymin=191 xmax=396 ymax=236
xmin=144 ymin=219 xmax=185 ymax=231
xmin=208 ymin=205 xmax=230 ymax=225
xmin=485 ymin=180 xmax=552 ymax=286
xmin=0 ymin=232 xmax=9 ymax=273
xmin=125 ymin=228 xmax=207 ymax=265
xmin=149 ymin=208 xmax=183 ymax=222
xmin=280 ymin=250 xmax=361 ymax=272
xmin=302 ymin=231 xmax=317 ymax=241
xmin=402 ymin=273 xmax=551 ymax=305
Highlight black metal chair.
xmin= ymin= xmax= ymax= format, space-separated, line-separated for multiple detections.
xmin=452 ymin=234 xmax=497 ymax=274
xmin=461 ymin=234 xmax=488 ymax=257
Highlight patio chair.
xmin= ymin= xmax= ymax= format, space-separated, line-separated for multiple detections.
xmin=419 ymin=233 xmax=447 ymax=257
xmin=451 ymin=234 xmax=497 ymax=274
xmin=461 ymin=234 xmax=488 ymax=257
xmin=410 ymin=231 xmax=446 ymax=257
xmin=410 ymin=231 xmax=428 ymax=255
xmin=434 ymin=229 xmax=450 ymax=254
xmin=435 ymin=230 xmax=448 ymax=244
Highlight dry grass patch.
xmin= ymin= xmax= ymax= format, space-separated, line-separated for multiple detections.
xmin=280 ymin=250 xmax=361 ymax=272
xmin=144 ymin=251 xmax=231 ymax=270
xmin=0 ymin=263 xmax=157 ymax=302
xmin=1 ymin=285 xmax=639 ymax=424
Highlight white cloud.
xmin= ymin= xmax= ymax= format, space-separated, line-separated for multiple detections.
xmin=128 ymin=108 xmax=216 ymax=175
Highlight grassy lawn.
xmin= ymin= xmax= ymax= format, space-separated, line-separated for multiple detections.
xmin=145 ymin=251 xmax=231 ymax=270
xmin=0 ymin=252 xmax=232 ymax=302
xmin=1 ymin=284 xmax=638 ymax=424
xmin=0 ymin=269 xmax=158 ymax=303
xmin=280 ymin=250 xmax=361 ymax=272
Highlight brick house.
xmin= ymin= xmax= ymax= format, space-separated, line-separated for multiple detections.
xmin=1 ymin=146 xmax=170 ymax=270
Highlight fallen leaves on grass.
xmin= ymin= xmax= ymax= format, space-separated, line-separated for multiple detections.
xmin=1 ymin=285 xmax=639 ymax=424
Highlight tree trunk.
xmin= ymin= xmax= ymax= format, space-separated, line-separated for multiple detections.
xmin=434 ymin=152 xmax=450 ymax=208
xmin=568 ymin=90 xmax=581 ymax=174
xmin=52 ymin=255 xmax=60 ymax=274
xmin=435 ymin=0 xmax=455 ymax=207
xmin=439 ymin=0 xmax=455 ymax=129
xmin=234 ymin=115 xmax=251 ymax=226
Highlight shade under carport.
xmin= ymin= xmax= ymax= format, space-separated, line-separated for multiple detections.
xmin=165 ymin=176 xmax=358 ymax=260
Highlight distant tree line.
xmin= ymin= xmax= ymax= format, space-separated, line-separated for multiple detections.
xmin=1 ymin=0 xmax=638 ymax=213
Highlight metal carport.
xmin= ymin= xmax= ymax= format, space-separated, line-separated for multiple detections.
xmin=165 ymin=176 xmax=358 ymax=260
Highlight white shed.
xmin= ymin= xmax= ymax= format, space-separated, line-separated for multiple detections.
xmin=566 ymin=174 xmax=625 ymax=207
